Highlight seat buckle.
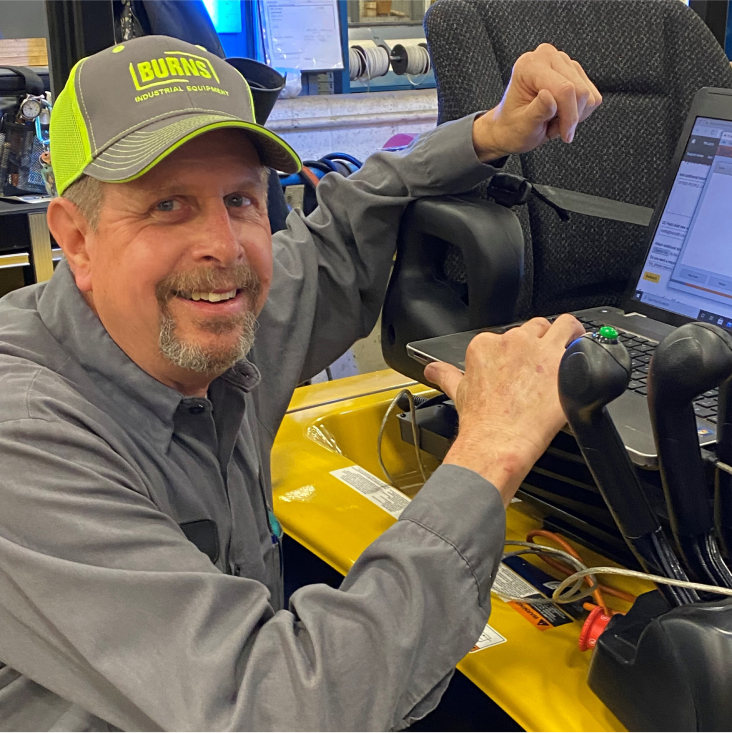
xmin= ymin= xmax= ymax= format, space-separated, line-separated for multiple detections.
xmin=487 ymin=172 xmax=571 ymax=222
xmin=486 ymin=173 xmax=532 ymax=207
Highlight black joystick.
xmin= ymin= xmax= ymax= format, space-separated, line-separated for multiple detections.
xmin=717 ymin=376 xmax=732 ymax=557
xmin=559 ymin=327 xmax=697 ymax=606
xmin=648 ymin=322 xmax=732 ymax=588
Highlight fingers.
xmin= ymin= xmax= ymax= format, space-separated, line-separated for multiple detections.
xmin=550 ymin=53 xmax=591 ymax=136
xmin=524 ymin=88 xmax=558 ymax=126
xmin=530 ymin=44 xmax=602 ymax=143
xmin=544 ymin=313 xmax=585 ymax=346
xmin=423 ymin=361 xmax=463 ymax=400
xmin=523 ymin=64 xmax=579 ymax=143
xmin=485 ymin=43 xmax=600 ymax=156
xmin=520 ymin=315 xmax=582 ymax=345
xmin=520 ymin=317 xmax=552 ymax=338
xmin=546 ymin=117 xmax=563 ymax=141
xmin=570 ymin=58 xmax=602 ymax=121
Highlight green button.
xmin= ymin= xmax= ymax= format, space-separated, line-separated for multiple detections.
xmin=598 ymin=325 xmax=618 ymax=340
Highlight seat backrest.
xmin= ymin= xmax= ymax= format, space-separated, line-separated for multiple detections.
xmin=425 ymin=0 xmax=732 ymax=317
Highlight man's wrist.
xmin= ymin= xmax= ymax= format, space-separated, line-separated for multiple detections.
xmin=472 ymin=109 xmax=511 ymax=163
xmin=443 ymin=432 xmax=539 ymax=506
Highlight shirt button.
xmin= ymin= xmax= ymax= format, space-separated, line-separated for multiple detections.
xmin=188 ymin=402 xmax=206 ymax=415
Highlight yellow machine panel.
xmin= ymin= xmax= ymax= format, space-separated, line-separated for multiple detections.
xmin=272 ymin=369 xmax=657 ymax=731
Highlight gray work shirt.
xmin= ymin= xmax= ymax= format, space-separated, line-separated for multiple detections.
xmin=0 ymin=114 xmax=507 ymax=731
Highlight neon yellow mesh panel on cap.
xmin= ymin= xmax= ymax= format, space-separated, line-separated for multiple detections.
xmin=49 ymin=60 xmax=93 ymax=195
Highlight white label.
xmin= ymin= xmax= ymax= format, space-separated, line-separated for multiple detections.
xmin=491 ymin=563 xmax=539 ymax=602
xmin=470 ymin=623 xmax=507 ymax=653
xmin=284 ymin=183 xmax=305 ymax=211
xmin=330 ymin=466 xmax=411 ymax=518
xmin=492 ymin=563 xmax=574 ymax=630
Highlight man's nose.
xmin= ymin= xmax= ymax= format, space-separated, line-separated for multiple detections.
xmin=190 ymin=201 xmax=245 ymax=266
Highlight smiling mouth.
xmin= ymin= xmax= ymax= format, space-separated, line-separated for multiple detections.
xmin=174 ymin=289 xmax=240 ymax=303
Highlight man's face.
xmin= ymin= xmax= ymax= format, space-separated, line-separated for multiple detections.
xmin=76 ymin=130 xmax=272 ymax=393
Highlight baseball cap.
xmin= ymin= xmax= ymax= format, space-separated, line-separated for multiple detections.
xmin=50 ymin=35 xmax=301 ymax=196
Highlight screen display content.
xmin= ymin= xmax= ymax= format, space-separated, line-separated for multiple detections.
xmin=632 ymin=117 xmax=732 ymax=329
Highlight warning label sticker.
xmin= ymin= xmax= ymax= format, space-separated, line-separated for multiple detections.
xmin=470 ymin=623 xmax=507 ymax=653
xmin=493 ymin=563 xmax=538 ymax=601
xmin=492 ymin=563 xmax=573 ymax=630
xmin=331 ymin=466 xmax=411 ymax=518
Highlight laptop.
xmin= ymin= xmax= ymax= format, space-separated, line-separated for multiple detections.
xmin=407 ymin=87 xmax=732 ymax=467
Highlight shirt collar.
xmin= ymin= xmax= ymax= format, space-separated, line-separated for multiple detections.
xmin=38 ymin=261 xmax=261 ymax=450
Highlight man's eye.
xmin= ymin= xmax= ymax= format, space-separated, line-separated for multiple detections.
xmin=156 ymin=199 xmax=181 ymax=212
xmin=225 ymin=194 xmax=252 ymax=208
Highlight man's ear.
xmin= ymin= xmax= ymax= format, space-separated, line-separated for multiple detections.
xmin=47 ymin=197 xmax=93 ymax=292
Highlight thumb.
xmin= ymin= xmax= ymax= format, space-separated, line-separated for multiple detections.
xmin=524 ymin=88 xmax=557 ymax=124
xmin=424 ymin=361 xmax=463 ymax=400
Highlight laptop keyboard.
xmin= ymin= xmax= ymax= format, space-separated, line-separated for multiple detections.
xmin=574 ymin=316 xmax=718 ymax=423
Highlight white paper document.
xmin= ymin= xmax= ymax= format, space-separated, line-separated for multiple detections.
xmin=262 ymin=0 xmax=343 ymax=71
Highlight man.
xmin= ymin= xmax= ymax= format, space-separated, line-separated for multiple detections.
xmin=0 ymin=36 xmax=599 ymax=730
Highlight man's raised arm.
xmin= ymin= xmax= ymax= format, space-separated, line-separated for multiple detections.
xmin=254 ymin=43 xmax=601 ymax=430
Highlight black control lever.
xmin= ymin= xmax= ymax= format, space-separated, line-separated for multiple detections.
xmin=682 ymin=328 xmax=732 ymax=562
xmin=559 ymin=329 xmax=697 ymax=606
xmin=648 ymin=322 xmax=732 ymax=588
xmin=717 ymin=376 xmax=732 ymax=557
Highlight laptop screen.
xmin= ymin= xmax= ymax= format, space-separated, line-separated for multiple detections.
xmin=631 ymin=116 xmax=732 ymax=328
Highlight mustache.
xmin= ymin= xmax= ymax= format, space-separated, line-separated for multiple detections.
xmin=155 ymin=265 xmax=262 ymax=303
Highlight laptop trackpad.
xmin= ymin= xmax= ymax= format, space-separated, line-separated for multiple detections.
xmin=606 ymin=392 xmax=659 ymax=463
xmin=605 ymin=391 xmax=715 ymax=466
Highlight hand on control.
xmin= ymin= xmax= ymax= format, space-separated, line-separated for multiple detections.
xmin=424 ymin=315 xmax=584 ymax=506
xmin=472 ymin=43 xmax=602 ymax=162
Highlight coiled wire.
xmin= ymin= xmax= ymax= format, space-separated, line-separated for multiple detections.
xmin=500 ymin=540 xmax=732 ymax=606
xmin=390 ymin=43 xmax=432 ymax=86
xmin=349 ymin=42 xmax=431 ymax=88
xmin=402 ymin=44 xmax=431 ymax=76
xmin=349 ymin=44 xmax=390 ymax=82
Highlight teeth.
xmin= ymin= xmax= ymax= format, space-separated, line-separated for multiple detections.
xmin=188 ymin=289 xmax=237 ymax=302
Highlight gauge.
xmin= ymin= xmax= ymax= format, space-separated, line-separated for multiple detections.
xmin=20 ymin=97 xmax=42 ymax=121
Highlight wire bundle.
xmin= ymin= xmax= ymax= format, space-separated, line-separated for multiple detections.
xmin=500 ymin=540 xmax=732 ymax=607
xmin=401 ymin=44 xmax=431 ymax=76
xmin=348 ymin=47 xmax=363 ymax=81
xmin=390 ymin=43 xmax=432 ymax=81
xmin=374 ymin=390 xmax=732 ymax=612
xmin=348 ymin=44 xmax=391 ymax=82
xmin=524 ymin=529 xmax=636 ymax=614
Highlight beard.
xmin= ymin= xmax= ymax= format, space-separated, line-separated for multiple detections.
xmin=155 ymin=265 xmax=261 ymax=374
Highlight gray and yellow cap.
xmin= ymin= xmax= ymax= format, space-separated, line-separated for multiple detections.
xmin=50 ymin=35 xmax=301 ymax=195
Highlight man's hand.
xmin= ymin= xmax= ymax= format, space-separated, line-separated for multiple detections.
xmin=472 ymin=43 xmax=602 ymax=162
xmin=424 ymin=315 xmax=584 ymax=506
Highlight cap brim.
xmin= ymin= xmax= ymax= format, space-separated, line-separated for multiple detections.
xmin=83 ymin=112 xmax=301 ymax=183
